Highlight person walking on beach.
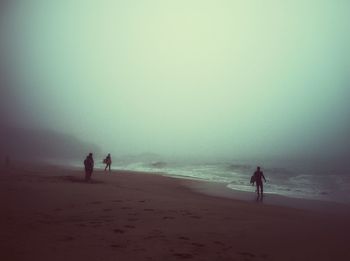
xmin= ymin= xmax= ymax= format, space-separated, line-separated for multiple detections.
xmin=104 ymin=153 xmax=112 ymax=172
xmin=84 ymin=153 xmax=94 ymax=181
xmin=252 ymin=166 xmax=266 ymax=196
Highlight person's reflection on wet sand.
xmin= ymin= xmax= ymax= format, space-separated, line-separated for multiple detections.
xmin=256 ymin=194 xmax=264 ymax=202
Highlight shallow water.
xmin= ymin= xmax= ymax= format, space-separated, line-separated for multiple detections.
xmin=68 ymin=158 xmax=350 ymax=204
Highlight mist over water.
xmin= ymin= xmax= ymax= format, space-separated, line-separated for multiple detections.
xmin=1 ymin=1 xmax=350 ymax=197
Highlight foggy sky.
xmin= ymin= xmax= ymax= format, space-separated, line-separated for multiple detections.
xmin=1 ymin=1 xmax=349 ymax=162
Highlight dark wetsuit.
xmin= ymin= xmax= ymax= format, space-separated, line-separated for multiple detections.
xmin=104 ymin=155 xmax=112 ymax=171
xmin=84 ymin=156 xmax=94 ymax=181
xmin=254 ymin=170 xmax=266 ymax=195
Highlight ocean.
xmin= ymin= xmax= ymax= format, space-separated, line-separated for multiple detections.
xmin=87 ymin=157 xmax=350 ymax=204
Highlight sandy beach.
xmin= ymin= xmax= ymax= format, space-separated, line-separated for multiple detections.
xmin=1 ymin=164 xmax=349 ymax=261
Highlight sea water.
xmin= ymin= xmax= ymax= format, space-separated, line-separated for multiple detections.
xmin=72 ymin=157 xmax=350 ymax=204
xmin=115 ymin=159 xmax=350 ymax=204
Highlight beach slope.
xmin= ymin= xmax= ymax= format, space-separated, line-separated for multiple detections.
xmin=1 ymin=165 xmax=349 ymax=261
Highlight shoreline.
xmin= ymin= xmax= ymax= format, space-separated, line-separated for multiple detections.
xmin=4 ymin=163 xmax=350 ymax=213
xmin=43 ymin=159 xmax=350 ymax=206
xmin=95 ymin=166 xmax=350 ymax=214
xmin=8 ymin=162 xmax=350 ymax=213
xmin=185 ymin=179 xmax=350 ymax=215
xmin=99 ymin=166 xmax=350 ymax=209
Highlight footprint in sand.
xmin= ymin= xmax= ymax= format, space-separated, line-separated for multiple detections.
xmin=173 ymin=253 xmax=193 ymax=259
xmin=181 ymin=211 xmax=201 ymax=219
xmin=144 ymin=229 xmax=164 ymax=239
xmin=124 ymin=225 xmax=135 ymax=229
xmin=90 ymin=201 xmax=102 ymax=205
xmin=110 ymin=244 xmax=123 ymax=249
xmin=237 ymin=252 xmax=256 ymax=258
xmin=99 ymin=215 xmax=111 ymax=219
xmin=62 ymin=236 xmax=75 ymax=242
xmin=113 ymin=229 xmax=125 ymax=234
xmin=181 ymin=210 xmax=192 ymax=215
xmin=89 ymin=221 xmax=101 ymax=224
xmin=191 ymin=243 xmax=205 ymax=247
xmin=162 ymin=216 xmax=175 ymax=220
xmin=133 ymin=248 xmax=146 ymax=252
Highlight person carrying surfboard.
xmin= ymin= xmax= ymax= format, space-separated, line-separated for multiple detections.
xmin=252 ymin=166 xmax=266 ymax=196
xmin=104 ymin=153 xmax=112 ymax=172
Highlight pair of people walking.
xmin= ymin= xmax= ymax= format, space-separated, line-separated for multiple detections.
xmin=83 ymin=153 xmax=112 ymax=182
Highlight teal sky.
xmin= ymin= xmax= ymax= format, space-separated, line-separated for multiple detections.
xmin=1 ymin=0 xmax=349 ymax=159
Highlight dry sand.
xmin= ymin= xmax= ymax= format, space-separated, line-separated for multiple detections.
xmin=1 ymin=164 xmax=349 ymax=261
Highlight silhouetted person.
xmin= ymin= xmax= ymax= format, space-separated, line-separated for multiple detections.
xmin=84 ymin=153 xmax=94 ymax=182
xmin=104 ymin=153 xmax=112 ymax=172
xmin=253 ymin=166 xmax=266 ymax=196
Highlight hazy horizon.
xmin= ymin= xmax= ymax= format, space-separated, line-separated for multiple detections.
xmin=1 ymin=1 xmax=350 ymax=165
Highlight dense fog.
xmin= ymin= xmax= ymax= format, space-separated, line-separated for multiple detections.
xmin=1 ymin=1 xmax=349 ymax=167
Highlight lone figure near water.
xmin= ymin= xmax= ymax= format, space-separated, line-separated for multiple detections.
xmin=251 ymin=166 xmax=266 ymax=196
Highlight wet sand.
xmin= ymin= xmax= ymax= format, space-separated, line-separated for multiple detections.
xmin=1 ymin=164 xmax=349 ymax=261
